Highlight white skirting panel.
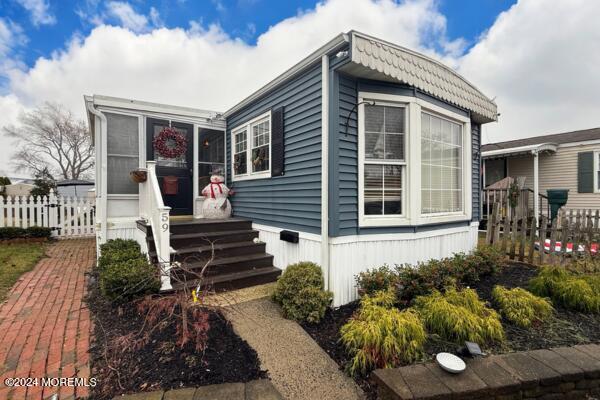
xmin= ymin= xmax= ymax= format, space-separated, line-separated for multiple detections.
xmin=101 ymin=217 xmax=148 ymax=255
xmin=252 ymin=223 xmax=322 ymax=271
xmin=329 ymin=223 xmax=479 ymax=306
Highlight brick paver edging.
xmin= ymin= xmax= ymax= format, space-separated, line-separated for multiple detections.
xmin=373 ymin=344 xmax=600 ymax=400
xmin=0 ymin=239 xmax=95 ymax=400
xmin=114 ymin=379 xmax=283 ymax=400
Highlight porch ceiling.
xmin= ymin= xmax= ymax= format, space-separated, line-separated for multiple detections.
xmin=482 ymin=142 xmax=558 ymax=160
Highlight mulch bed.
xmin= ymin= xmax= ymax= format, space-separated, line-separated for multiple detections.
xmin=86 ymin=276 xmax=267 ymax=400
xmin=302 ymin=262 xmax=600 ymax=400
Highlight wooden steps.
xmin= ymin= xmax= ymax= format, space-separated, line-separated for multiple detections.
xmin=138 ymin=217 xmax=281 ymax=292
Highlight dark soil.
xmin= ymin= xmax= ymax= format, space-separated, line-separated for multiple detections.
xmin=86 ymin=275 xmax=266 ymax=400
xmin=302 ymin=262 xmax=600 ymax=400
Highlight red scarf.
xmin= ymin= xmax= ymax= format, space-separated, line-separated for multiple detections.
xmin=209 ymin=181 xmax=224 ymax=199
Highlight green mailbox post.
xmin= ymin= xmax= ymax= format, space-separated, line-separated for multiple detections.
xmin=546 ymin=189 xmax=569 ymax=220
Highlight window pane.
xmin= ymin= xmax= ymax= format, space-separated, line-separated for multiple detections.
xmin=106 ymin=113 xmax=138 ymax=155
xmin=252 ymin=119 xmax=270 ymax=147
xmin=234 ymin=151 xmax=247 ymax=175
xmin=385 ymin=107 xmax=405 ymax=133
xmin=252 ymin=145 xmax=269 ymax=172
xmin=365 ymin=131 xmax=384 ymax=159
xmin=365 ymin=105 xmax=384 ymax=132
xmin=384 ymin=165 xmax=402 ymax=189
xmin=107 ymin=156 xmax=139 ymax=194
xmin=235 ymin=130 xmax=247 ymax=153
xmin=364 ymin=164 xmax=383 ymax=189
xmin=384 ymin=191 xmax=402 ymax=214
xmin=364 ymin=104 xmax=405 ymax=161
xmin=364 ymin=190 xmax=383 ymax=215
xmin=421 ymin=113 xmax=430 ymax=139
xmin=385 ymin=134 xmax=404 ymax=160
xmin=199 ymin=130 xmax=224 ymax=164
xmin=421 ymin=112 xmax=463 ymax=214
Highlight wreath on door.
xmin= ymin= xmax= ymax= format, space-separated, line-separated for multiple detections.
xmin=153 ymin=127 xmax=188 ymax=158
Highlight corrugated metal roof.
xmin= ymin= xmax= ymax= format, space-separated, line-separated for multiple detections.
xmin=481 ymin=127 xmax=600 ymax=152
xmin=349 ymin=31 xmax=498 ymax=123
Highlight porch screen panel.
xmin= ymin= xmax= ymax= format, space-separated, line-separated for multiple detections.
xmin=198 ymin=129 xmax=225 ymax=189
xmin=106 ymin=113 xmax=139 ymax=194
xmin=363 ymin=104 xmax=405 ymax=216
xmin=421 ymin=112 xmax=463 ymax=214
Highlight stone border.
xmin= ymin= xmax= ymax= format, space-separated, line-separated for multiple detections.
xmin=373 ymin=344 xmax=600 ymax=400
xmin=113 ymin=380 xmax=284 ymax=400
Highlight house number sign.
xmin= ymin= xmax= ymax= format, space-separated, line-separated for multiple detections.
xmin=161 ymin=213 xmax=169 ymax=232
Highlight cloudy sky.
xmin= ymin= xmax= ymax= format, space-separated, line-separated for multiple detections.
xmin=0 ymin=0 xmax=599 ymax=177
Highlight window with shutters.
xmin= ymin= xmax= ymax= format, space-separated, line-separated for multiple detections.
xmin=231 ymin=111 xmax=271 ymax=181
xmin=358 ymin=92 xmax=471 ymax=227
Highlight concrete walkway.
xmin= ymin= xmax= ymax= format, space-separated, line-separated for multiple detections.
xmin=0 ymin=239 xmax=95 ymax=400
xmin=223 ymin=298 xmax=364 ymax=400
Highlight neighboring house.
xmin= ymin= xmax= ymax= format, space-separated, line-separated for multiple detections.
xmin=482 ymin=128 xmax=600 ymax=218
xmin=2 ymin=183 xmax=35 ymax=196
xmin=85 ymin=31 xmax=497 ymax=305
xmin=56 ymin=179 xmax=95 ymax=198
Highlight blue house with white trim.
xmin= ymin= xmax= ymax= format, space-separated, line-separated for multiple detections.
xmin=86 ymin=31 xmax=497 ymax=305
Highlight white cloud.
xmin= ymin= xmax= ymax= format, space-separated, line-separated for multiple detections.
xmin=2 ymin=0 xmax=600 ymax=175
xmin=15 ymin=0 xmax=56 ymax=26
xmin=105 ymin=1 xmax=151 ymax=33
xmin=458 ymin=0 xmax=600 ymax=143
xmin=0 ymin=18 xmax=27 ymax=84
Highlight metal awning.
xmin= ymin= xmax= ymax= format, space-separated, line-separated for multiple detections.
xmin=481 ymin=142 xmax=558 ymax=159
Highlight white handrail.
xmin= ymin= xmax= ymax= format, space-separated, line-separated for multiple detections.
xmin=140 ymin=161 xmax=172 ymax=290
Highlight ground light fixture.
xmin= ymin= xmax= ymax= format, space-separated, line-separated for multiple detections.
xmin=436 ymin=352 xmax=466 ymax=374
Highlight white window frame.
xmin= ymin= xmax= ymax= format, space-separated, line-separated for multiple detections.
xmin=358 ymin=92 xmax=472 ymax=227
xmin=594 ymin=150 xmax=600 ymax=193
xmin=231 ymin=110 xmax=272 ymax=182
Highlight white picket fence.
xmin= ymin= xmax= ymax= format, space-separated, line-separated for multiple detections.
xmin=0 ymin=189 xmax=95 ymax=238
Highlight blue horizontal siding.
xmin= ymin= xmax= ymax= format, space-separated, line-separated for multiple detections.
xmin=226 ymin=63 xmax=322 ymax=234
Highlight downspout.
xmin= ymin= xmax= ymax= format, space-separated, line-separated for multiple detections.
xmin=532 ymin=149 xmax=540 ymax=224
xmin=86 ymin=100 xmax=108 ymax=247
xmin=321 ymin=54 xmax=330 ymax=290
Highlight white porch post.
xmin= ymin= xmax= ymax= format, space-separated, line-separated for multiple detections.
xmin=533 ymin=151 xmax=539 ymax=223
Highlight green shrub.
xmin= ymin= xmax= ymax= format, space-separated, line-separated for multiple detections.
xmin=99 ymin=257 xmax=160 ymax=302
xmin=529 ymin=266 xmax=600 ymax=313
xmin=414 ymin=287 xmax=504 ymax=344
xmin=492 ymin=286 xmax=553 ymax=327
xmin=25 ymin=226 xmax=52 ymax=238
xmin=272 ymin=261 xmax=333 ymax=323
xmin=569 ymin=256 xmax=600 ymax=274
xmin=100 ymin=238 xmax=141 ymax=254
xmin=355 ymin=246 xmax=506 ymax=303
xmin=0 ymin=227 xmax=27 ymax=240
xmin=98 ymin=239 xmax=144 ymax=271
xmin=355 ymin=265 xmax=399 ymax=296
xmin=340 ymin=290 xmax=425 ymax=376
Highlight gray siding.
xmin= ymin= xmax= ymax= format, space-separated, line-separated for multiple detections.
xmin=226 ymin=63 xmax=322 ymax=234
xmin=329 ymin=74 xmax=480 ymax=236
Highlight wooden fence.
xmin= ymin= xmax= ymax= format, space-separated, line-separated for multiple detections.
xmin=0 ymin=190 xmax=95 ymax=238
xmin=485 ymin=203 xmax=600 ymax=265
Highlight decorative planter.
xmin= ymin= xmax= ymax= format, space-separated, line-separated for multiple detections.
xmin=130 ymin=168 xmax=148 ymax=183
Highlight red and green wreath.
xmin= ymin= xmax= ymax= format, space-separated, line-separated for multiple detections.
xmin=153 ymin=127 xmax=188 ymax=158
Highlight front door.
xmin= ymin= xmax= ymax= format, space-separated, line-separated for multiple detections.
xmin=147 ymin=118 xmax=193 ymax=215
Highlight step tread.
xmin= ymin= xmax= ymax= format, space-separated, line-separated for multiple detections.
xmin=172 ymin=266 xmax=281 ymax=290
xmin=176 ymin=252 xmax=273 ymax=268
xmin=169 ymin=217 xmax=250 ymax=226
xmin=149 ymin=241 xmax=262 ymax=257
xmin=170 ymin=229 xmax=258 ymax=240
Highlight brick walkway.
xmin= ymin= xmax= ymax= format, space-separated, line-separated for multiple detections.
xmin=0 ymin=239 xmax=95 ymax=400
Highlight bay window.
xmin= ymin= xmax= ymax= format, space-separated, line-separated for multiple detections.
xmin=359 ymin=93 xmax=471 ymax=227
xmin=232 ymin=111 xmax=271 ymax=181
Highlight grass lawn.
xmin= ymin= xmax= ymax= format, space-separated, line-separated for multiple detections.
xmin=0 ymin=242 xmax=47 ymax=302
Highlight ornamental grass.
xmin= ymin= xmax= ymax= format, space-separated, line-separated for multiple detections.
xmin=414 ymin=287 xmax=504 ymax=344
xmin=492 ymin=286 xmax=553 ymax=328
xmin=529 ymin=266 xmax=600 ymax=313
xmin=340 ymin=289 xmax=426 ymax=377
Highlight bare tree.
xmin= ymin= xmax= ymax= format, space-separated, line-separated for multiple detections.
xmin=3 ymin=102 xmax=94 ymax=180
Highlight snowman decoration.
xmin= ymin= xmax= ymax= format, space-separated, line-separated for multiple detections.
xmin=201 ymin=173 xmax=232 ymax=219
